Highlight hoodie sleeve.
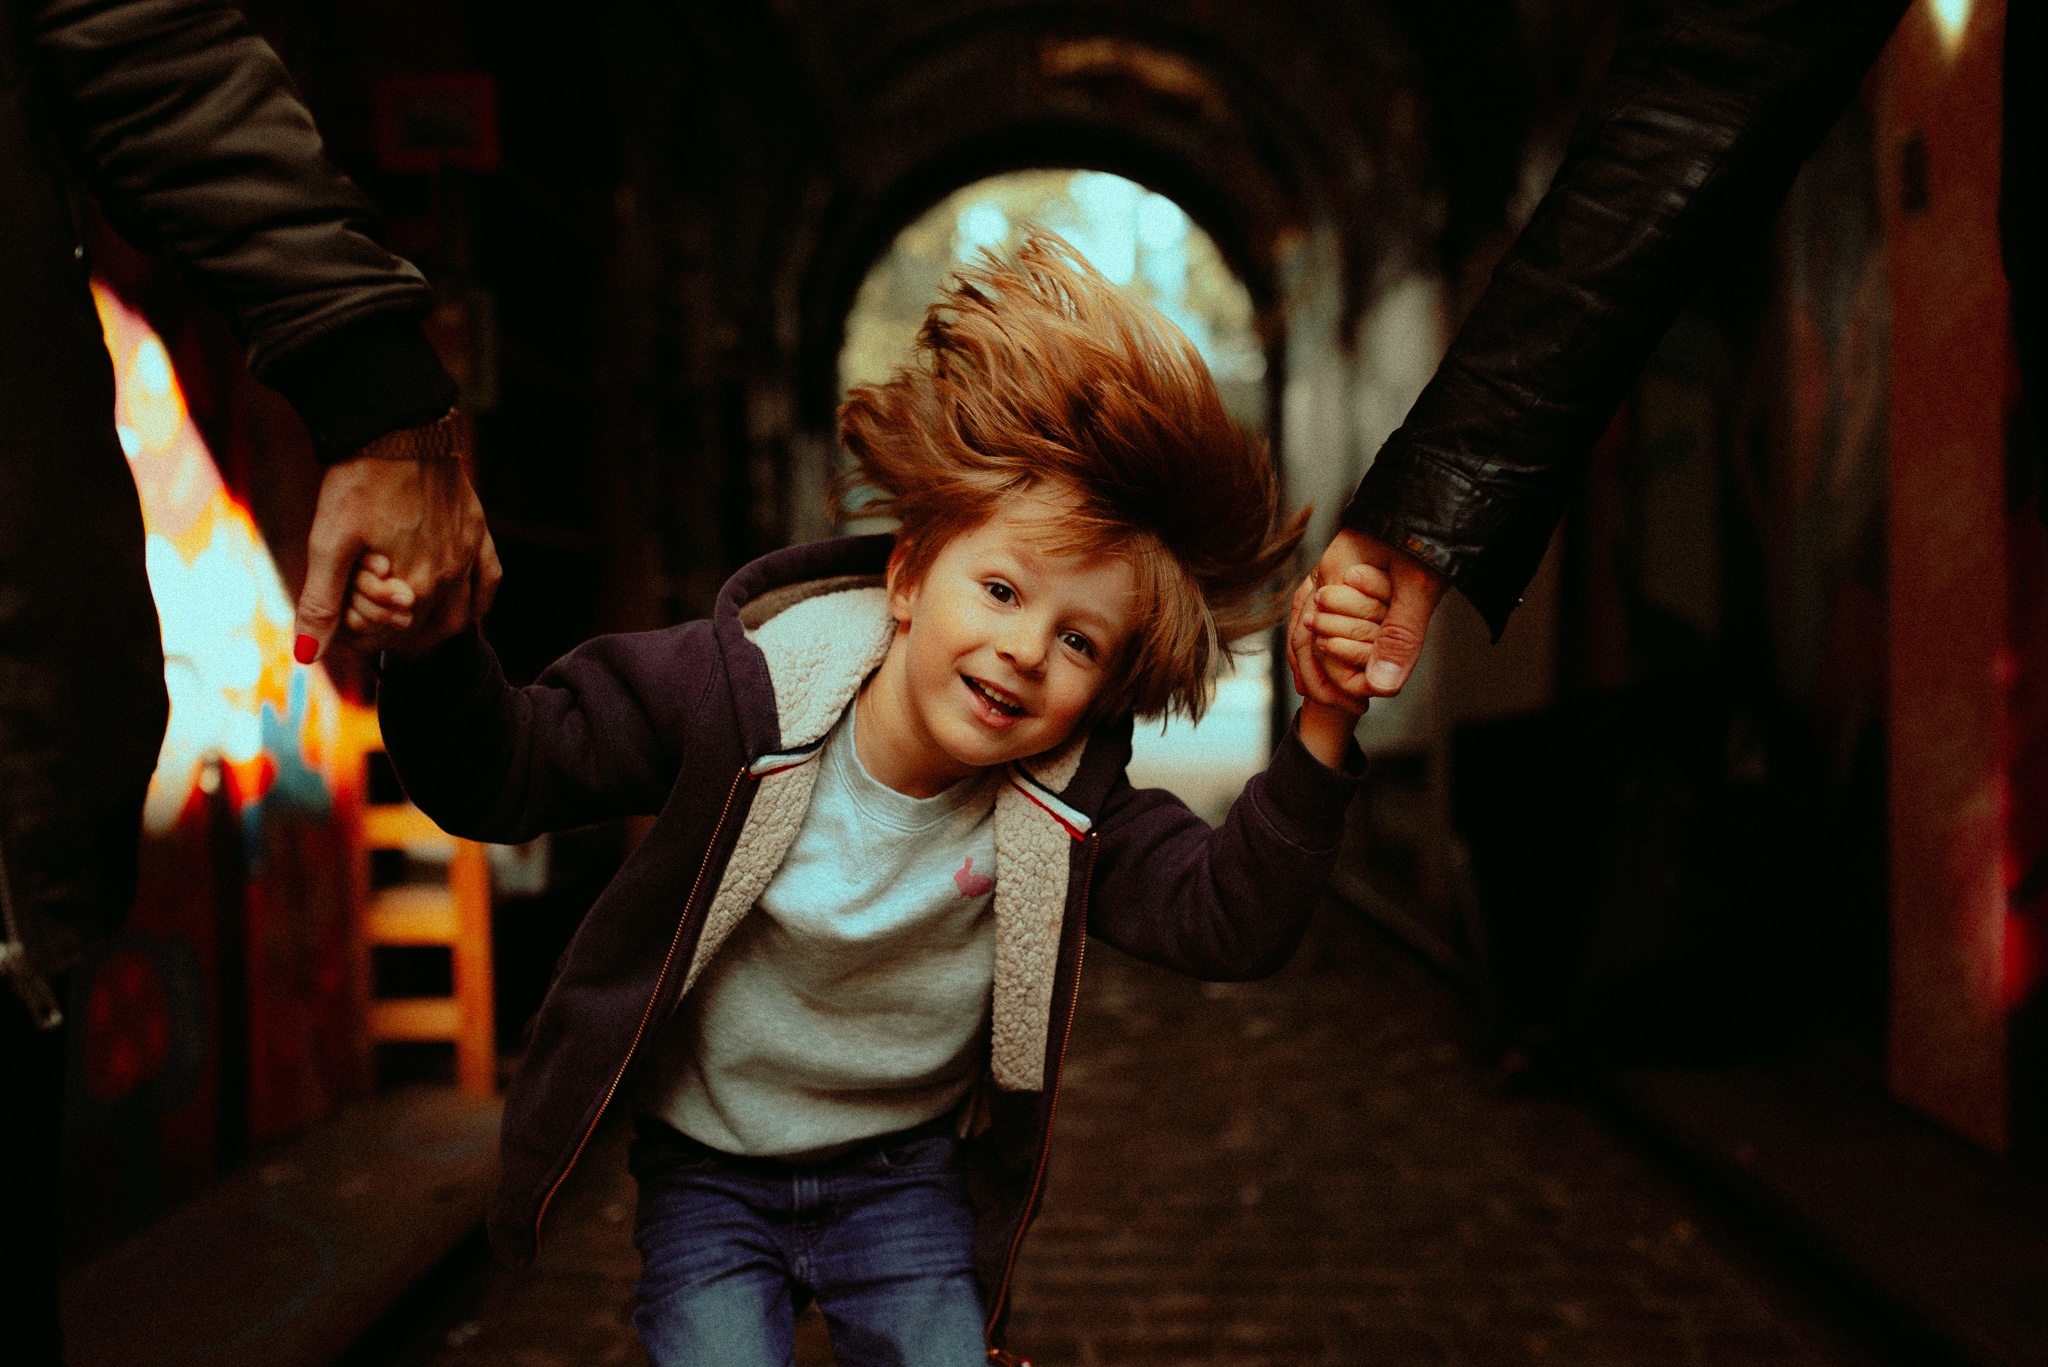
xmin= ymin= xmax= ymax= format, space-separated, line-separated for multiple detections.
xmin=1085 ymin=718 xmax=1364 ymax=981
xmin=375 ymin=623 xmax=719 ymax=845
xmin=27 ymin=0 xmax=457 ymax=460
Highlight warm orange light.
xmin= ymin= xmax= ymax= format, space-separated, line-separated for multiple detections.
xmin=92 ymin=282 xmax=373 ymax=830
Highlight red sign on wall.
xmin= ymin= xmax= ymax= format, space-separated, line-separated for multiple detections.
xmin=373 ymin=73 xmax=501 ymax=174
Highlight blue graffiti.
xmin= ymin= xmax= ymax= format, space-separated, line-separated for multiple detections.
xmin=241 ymin=671 xmax=336 ymax=863
xmin=263 ymin=671 xmax=334 ymax=815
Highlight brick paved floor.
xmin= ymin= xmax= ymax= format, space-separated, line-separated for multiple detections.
xmin=421 ymin=908 xmax=1873 ymax=1367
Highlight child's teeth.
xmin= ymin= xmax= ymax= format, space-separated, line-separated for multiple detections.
xmin=970 ymin=677 xmax=1021 ymax=715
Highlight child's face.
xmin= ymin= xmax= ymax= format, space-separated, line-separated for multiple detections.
xmin=883 ymin=494 xmax=1138 ymax=783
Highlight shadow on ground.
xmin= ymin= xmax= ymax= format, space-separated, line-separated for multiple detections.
xmin=413 ymin=907 xmax=1879 ymax=1366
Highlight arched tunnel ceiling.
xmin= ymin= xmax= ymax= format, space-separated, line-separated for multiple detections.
xmin=603 ymin=0 xmax=1567 ymax=603
xmin=621 ymin=0 xmax=1538 ymax=418
xmin=770 ymin=1 xmax=1442 ymax=411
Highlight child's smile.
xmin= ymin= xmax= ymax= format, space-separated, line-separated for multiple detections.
xmin=857 ymin=492 xmax=1139 ymax=797
xmin=962 ymin=673 xmax=1026 ymax=727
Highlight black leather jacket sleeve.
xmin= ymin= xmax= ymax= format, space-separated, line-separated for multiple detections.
xmin=24 ymin=0 xmax=455 ymax=458
xmin=1340 ymin=0 xmax=1909 ymax=638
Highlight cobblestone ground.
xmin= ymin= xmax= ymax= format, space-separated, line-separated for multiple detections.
xmin=422 ymin=908 xmax=1871 ymax=1367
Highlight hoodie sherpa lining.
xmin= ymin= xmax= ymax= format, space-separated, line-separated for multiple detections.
xmin=675 ymin=582 xmax=1084 ymax=1090
xmin=737 ymin=573 xmax=885 ymax=632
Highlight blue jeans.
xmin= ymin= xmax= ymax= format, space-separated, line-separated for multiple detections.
xmin=628 ymin=1117 xmax=988 ymax=1367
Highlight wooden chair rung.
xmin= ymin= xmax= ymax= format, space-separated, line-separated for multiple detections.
xmin=366 ymin=887 xmax=460 ymax=945
xmin=370 ymin=997 xmax=463 ymax=1041
xmin=351 ymin=724 xmax=497 ymax=1097
xmin=362 ymin=804 xmax=457 ymax=855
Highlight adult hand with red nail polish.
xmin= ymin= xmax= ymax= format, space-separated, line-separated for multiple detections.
xmin=292 ymin=411 xmax=500 ymax=663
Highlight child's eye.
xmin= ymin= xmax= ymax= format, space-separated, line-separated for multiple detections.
xmin=1060 ymin=630 xmax=1096 ymax=659
xmin=983 ymin=581 xmax=1016 ymax=605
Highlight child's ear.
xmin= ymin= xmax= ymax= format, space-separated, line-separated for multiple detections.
xmin=884 ymin=544 xmax=916 ymax=626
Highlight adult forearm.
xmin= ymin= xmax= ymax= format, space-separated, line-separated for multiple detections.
xmin=260 ymin=314 xmax=457 ymax=463
xmin=1342 ymin=0 xmax=1908 ymax=638
xmin=28 ymin=0 xmax=454 ymax=456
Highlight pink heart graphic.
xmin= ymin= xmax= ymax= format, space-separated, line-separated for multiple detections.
xmin=953 ymin=856 xmax=994 ymax=899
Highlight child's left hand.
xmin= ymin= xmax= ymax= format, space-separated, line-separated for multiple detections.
xmin=1289 ymin=564 xmax=1392 ymax=711
xmin=1287 ymin=564 xmax=1390 ymax=768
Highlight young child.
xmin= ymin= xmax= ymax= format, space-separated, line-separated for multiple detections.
xmin=360 ymin=233 xmax=1383 ymax=1367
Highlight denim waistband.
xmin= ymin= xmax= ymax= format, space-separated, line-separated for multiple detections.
xmin=629 ymin=1111 xmax=958 ymax=1179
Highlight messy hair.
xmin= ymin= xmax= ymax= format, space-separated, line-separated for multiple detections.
xmin=836 ymin=229 xmax=1307 ymax=722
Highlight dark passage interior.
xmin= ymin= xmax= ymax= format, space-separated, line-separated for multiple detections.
xmin=41 ymin=3 xmax=2047 ymax=1366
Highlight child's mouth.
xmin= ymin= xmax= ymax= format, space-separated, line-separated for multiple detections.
xmin=962 ymin=674 xmax=1026 ymax=727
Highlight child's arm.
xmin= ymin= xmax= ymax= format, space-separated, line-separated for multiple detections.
xmin=1084 ymin=713 xmax=1363 ymax=981
xmin=1297 ymin=698 xmax=1358 ymax=772
xmin=373 ymin=615 xmax=717 ymax=846
xmin=1078 ymin=569 xmax=1389 ymax=980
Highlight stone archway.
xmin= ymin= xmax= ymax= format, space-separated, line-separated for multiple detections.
xmin=594 ymin=2 xmax=1493 ymax=627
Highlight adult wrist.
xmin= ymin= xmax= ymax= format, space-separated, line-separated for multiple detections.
xmin=350 ymin=409 xmax=470 ymax=463
xmin=259 ymin=312 xmax=460 ymax=463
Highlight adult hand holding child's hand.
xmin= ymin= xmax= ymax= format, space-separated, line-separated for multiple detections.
xmin=291 ymin=411 xmax=502 ymax=663
xmin=344 ymin=539 xmax=495 ymax=660
xmin=1289 ymin=527 xmax=1447 ymax=710
xmin=1287 ymin=548 xmax=1395 ymax=766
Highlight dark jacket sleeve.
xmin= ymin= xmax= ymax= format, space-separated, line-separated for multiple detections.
xmin=26 ymin=0 xmax=455 ymax=459
xmin=376 ymin=624 xmax=719 ymax=845
xmin=1085 ymin=721 xmax=1363 ymax=981
xmin=1340 ymin=0 xmax=1908 ymax=637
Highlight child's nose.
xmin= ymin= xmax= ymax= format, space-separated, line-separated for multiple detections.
xmin=997 ymin=622 xmax=1049 ymax=673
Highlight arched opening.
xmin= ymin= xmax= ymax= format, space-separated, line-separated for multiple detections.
xmin=839 ymin=170 xmax=1275 ymax=819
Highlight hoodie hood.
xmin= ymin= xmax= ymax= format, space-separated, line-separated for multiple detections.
xmin=689 ymin=533 xmax=1102 ymax=1089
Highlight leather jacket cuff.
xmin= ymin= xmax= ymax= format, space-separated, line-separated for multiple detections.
xmin=1338 ymin=460 xmax=1467 ymax=581
xmin=260 ymin=312 xmax=460 ymax=464
xmin=1340 ymin=444 xmax=1559 ymax=643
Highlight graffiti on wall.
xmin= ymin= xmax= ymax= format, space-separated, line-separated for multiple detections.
xmin=65 ymin=285 xmax=374 ymax=1257
xmin=92 ymin=282 xmax=361 ymax=831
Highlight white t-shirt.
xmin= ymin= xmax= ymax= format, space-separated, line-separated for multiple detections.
xmin=632 ymin=702 xmax=1000 ymax=1156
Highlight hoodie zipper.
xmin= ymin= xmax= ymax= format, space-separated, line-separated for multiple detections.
xmin=527 ymin=763 xmax=750 ymax=1258
xmin=0 ymin=834 xmax=65 ymax=1030
xmin=984 ymin=831 xmax=1098 ymax=1365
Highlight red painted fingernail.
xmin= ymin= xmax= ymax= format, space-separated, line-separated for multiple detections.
xmin=294 ymin=634 xmax=318 ymax=665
